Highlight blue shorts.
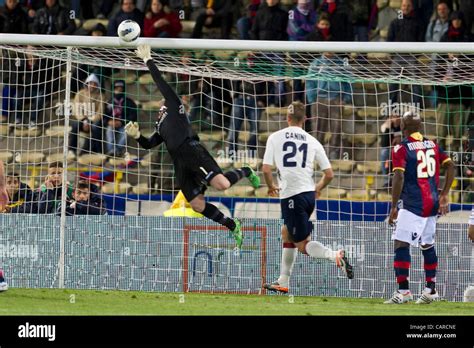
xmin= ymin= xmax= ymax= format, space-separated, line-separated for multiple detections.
xmin=281 ymin=191 xmax=315 ymax=243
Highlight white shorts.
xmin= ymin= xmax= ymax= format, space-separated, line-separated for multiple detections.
xmin=392 ymin=209 xmax=437 ymax=247
xmin=469 ymin=207 xmax=474 ymax=225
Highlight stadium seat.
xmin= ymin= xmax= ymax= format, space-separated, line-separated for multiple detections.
xmin=215 ymin=157 xmax=232 ymax=170
xmin=258 ymin=132 xmax=272 ymax=142
xmin=234 ymin=202 xmax=281 ymax=219
xmin=357 ymin=107 xmax=379 ymax=119
xmin=376 ymin=192 xmax=391 ymax=201
xmin=321 ymin=188 xmax=347 ymax=199
xmin=102 ymin=182 xmax=131 ymax=194
xmin=46 ymin=152 xmax=75 ymax=163
xmin=77 ymin=153 xmax=107 ymax=166
xmin=422 ymin=109 xmax=437 ymax=120
xmin=379 ymin=28 xmax=389 ymax=39
xmin=209 ymin=50 xmax=235 ymax=61
xmin=357 ymin=161 xmax=381 ymax=174
xmin=180 ymin=20 xmax=195 ymax=34
xmin=389 ymin=0 xmax=401 ymax=9
xmin=141 ymin=100 xmax=163 ymax=111
xmin=238 ymin=130 xmax=251 ymax=142
xmin=132 ymin=183 xmax=149 ymax=195
xmin=224 ymin=185 xmax=254 ymax=197
xmin=0 ymin=125 xmax=9 ymax=136
xmin=343 ymin=105 xmax=355 ymax=118
xmin=14 ymin=127 xmax=41 ymax=137
xmin=265 ymin=106 xmax=287 ymax=116
xmin=351 ymin=133 xmax=378 ymax=146
xmin=138 ymin=73 xmax=154 ymax=85
xmin=15 ymin=152 xmax=44 ymax=164
xmin=0 ymin=151 xmax=13 ymax=163
xmin=113 ymin=72 xmax=136 ymax=84
xmin=82 ymin=19 xmax=109 ymax=31
xmin=331 ymin=160 xmax=355 ymax=172
xmin=125 ymin=200 xmax=171 ymax=216
xmin=234 ymin=158 xmax=261 ymax=170
xmin=346 ymin=189 xmax=376 ymax=201
xmin=198 ymin=131 xmax=223 ymax=141
xmin=108 ymin=157 xmax=128 ymax=166
xmin=45 ymin=125 xmax=72 ymax=137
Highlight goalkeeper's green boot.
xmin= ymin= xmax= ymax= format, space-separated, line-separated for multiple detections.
xmin=244 ymin=166 xmax=260 ymax=189
xmin=231 ymin=218 xmax=243 ymax=249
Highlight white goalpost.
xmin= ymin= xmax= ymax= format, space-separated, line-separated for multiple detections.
xmin=0 ymin=34 xmax=472 ymax=300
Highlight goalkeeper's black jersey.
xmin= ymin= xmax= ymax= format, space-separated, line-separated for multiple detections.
xmin=137 ymin=59 xmax=198 ymax=153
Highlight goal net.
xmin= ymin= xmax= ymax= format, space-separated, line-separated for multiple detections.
xmin=0 ymin=35 xmax=473 ymax=300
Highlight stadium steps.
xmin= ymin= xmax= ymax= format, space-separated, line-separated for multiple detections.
xmin=132 ymin=183 xmax=149 ymax=195
xmin=320 ymin=188 xmax=347 ymax=200
xmin=45 ymin=125 xmax=71 ymax=137
xmin=14 ymin=126 xmax=41 ymax=137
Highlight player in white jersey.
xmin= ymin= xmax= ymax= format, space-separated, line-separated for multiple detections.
xmin=469 ymin=208 xmax=474 ymax=242
xmin=261 ymin=102 xmax=353 ymax=294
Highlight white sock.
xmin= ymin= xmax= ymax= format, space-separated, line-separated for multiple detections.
xmin=277 ymin=247 xmax=297 ymax=287
xmin=305 ymin=241 xmax=337 ymax=261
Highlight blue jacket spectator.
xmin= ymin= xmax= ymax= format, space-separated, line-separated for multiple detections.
xmin=5 ymin=172 xmax=35 ymax=214
xmin=306 ymin=54 xmax=352 ymax=104
xmin=287 ymin=0 xmax=317 ymax=41
xmin=425 ymin=2 xmax=450 ymax=42
xmin=59 ymin=181 xmax=106 ymax=216
xmin=32 ymin=0 xmax=76 ymax=35
xmin=107 ymin=0 xmax=144 ymax=36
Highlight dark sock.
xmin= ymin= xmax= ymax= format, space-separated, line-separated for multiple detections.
xmin=201 ymin=202 xmax=236 ymax=231
xmin=394 ymin=246 xmax=411 ymax=291
xmin=224 ymin=168 xmax=251 ymax=186
xmin=422 ymin=246 xmax=438 ymax=294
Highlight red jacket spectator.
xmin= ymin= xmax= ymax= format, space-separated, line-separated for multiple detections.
xmin=144 ymin=0 xmax=182 ymax=38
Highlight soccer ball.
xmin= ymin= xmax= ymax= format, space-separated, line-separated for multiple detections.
xmin=118 ymin=20 xmax=141 ymax=42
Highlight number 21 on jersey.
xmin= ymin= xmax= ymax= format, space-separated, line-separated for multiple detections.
xmin=417 ymin=149 xmax=435 ymax=178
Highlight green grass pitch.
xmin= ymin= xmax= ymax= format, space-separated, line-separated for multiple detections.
xmin=1 ymin=289 xmax=473 ymax=315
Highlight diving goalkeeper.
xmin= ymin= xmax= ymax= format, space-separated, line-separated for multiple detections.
xmin=126 ymin=45 xmax=260 ymax=249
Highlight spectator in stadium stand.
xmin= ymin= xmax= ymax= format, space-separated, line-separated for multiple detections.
xmin=191 ymin=0 xmax=232 ymax=39
xmin=69 ymin=0 xmax=94 ymax=20
xmin=226 ymin=80 xmax=265 ymax=158
xmin=13 ymin=45 xmax=61 ymax=128
xmin=306 ymin=51 xmax=353 ymax=160
xmin=90 ymin=22 xmax=107 ymax=36
xmin=32 ymin=0 xmax=76 ymax=35
xmin=287 ymin=0 xmax=317 ymax=102
xmin=379 ymin=113 xmax=401 ymax=187
xmin=348 ymin=0 xmax=373 ymax=41
xmin=35 ymin=162 xmax=74 ymax=214
xmin=103 ymin=79 xmax=138 ymax=158
xmin=318 ymin=0 xmax=353 ymax=41
xmin=59 ymin=180 xmax=107 ymax=216
xmin=387 ymin=0 xmax=423 ymax=106
xmin=0 ymin=0 xmax=28 ymax=34
xmin=412 ymin=0 xmax=434 ymax=33
xmin=68 ymin=74 xmax=105 ymax=159
xmin=107 ymin=0 xmax=144 ymax=37
xmin=143 ymin=0 xmax=182 ymax=38
xmin=425 ymin=2 xmax=450 ymax=42
xmin=456 ymin=0 xmax=474 ymax=37
xmin=441 ymin=11 xmax=471 ymax=42
xmin=250 ymin=0 xmax=288 ymax=107
xmin=250 ymin=0 xmax=288 ymax=41
xmin=305 ymin=13 xmax=331 ymax=41
xmin=3 ymin=172 xmax=35 ymax=214
xmin=236 ymin=0 xmax=260 ymax=40
xmin=96 ymin=0 xmax=117 ymax=19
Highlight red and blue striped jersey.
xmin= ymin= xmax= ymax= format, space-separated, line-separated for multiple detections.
xmin=392 ymin=132 xmax=451 ymax=217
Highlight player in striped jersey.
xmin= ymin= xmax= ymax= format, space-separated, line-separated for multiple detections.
xmin=385 ymin=111 xmax=455 ymax=304
xmin=261 ymin=102 xmax=353 ymax=294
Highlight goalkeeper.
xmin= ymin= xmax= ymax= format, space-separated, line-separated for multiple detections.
xmin=126 ymin=45 xmax=260 ymax=249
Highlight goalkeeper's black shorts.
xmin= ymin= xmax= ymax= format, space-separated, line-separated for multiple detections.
xmin=173 ymin=139 xmax=222 ymax=201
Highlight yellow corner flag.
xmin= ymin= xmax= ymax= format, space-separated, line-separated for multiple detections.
xmin=163 ymin=191 xmax=203 ymax=217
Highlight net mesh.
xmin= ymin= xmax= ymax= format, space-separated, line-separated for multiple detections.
xmin=0 ymin=41 xmax=472 ymax=299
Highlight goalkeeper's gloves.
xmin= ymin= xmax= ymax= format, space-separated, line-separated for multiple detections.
xmin=125 ymin=121 xmax=141 ymax=139
xmin=135 ymin=44 xmax=152 ymax=63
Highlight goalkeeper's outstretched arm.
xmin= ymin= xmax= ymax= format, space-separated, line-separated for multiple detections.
xmin=125 ymin=121 xmax=164 ymax=149
xmin=136 ymin=45 xmax=181 ymax=107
